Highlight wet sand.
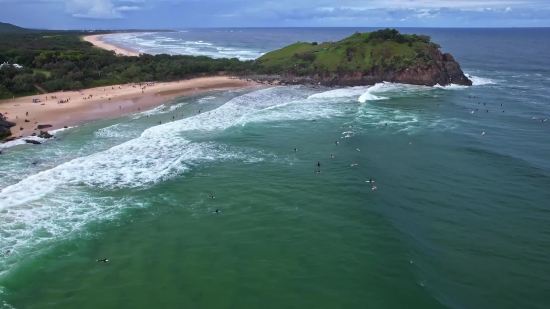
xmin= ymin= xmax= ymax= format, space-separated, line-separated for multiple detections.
xmin=0 ymin=77 xmax=254 ymax=138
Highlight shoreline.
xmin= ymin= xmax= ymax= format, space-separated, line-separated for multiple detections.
xmin=83 ymin=34 xmax=141 ymax=56
xmin=0 ymin=76 xmax=256 ymax=142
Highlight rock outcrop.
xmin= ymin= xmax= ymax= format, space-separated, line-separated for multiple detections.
xmin=251 ymin=29 xmax=472 ymax=87
xmin=36 ymin=124 xmax=52 ymax=130
xmin=38 ymin=131 xmax=53 ymax=139
xmin=24 ymin=139 xmax=41 ymax=145
xmin=0 ymin=114 xmax=16 ymax=139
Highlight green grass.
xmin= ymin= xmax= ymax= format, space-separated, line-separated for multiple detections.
xmin=254 ymin=30 xmax=438 ymax=76
xmin=0 ymin=90 xmax=40 ymax=101
xmin=33 ymin=69 xmax=51 ymax=77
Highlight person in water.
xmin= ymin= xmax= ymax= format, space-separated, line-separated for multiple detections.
xmin=313 ymin=170 xmax=321 ymax=173
xmin=215 ymin=209 xmax=220 ymax=214
xmin=208 ymin=196 xmax=215 ymax=199
xmin=367 ymin=179 xmax=373 ymax=183
xmin=317 ymin=162 xmax=321 ymax=167
xmin=335 ymin=141 xmax=339 ymax=145
xmin=96 ymin=258 xmax=108 ymax=263
xmin=330 ymin=154 xmax=334 ymax=159
xmin=294 ymin=148 xmax=297 ymax=152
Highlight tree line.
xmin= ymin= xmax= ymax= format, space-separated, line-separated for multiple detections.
xmin=0 ymin=31 xmax=252 ymax=99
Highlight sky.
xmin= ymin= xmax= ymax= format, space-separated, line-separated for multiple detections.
xmin=0 ymin=0 xmax=549 ymax=29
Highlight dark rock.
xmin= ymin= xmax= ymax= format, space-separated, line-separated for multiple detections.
xmin=24 ymin=139 xmax=42 ymax=145
xmin=38 ymin=131 xmax=53 ymax=139
xmin=31 ymin=133 xmax=37 ymax=136
xmin=0 ymin=114 xmax=16 ymax=139
xmin=36 ymin=124 xmax=53 ymax=130
xmin=64 ymin=126 xmax=68 ymax=129
xmin=24 ymin=119 xmax=30 ymax=122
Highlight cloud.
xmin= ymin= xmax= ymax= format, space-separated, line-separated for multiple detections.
xmin=65 ymin=0 xmax=151 ymax=18
xmin=1 ymin=0 xmax=549 ymax=26
xmin=115 ymin=5 xmax=143 ymax=11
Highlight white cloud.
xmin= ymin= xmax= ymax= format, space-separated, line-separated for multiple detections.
xmin=505 ymin=7 xmax=512 ymax=12
xmin=115 ymin=5 xmax=143 ymax=11
xmin=65 ymin=0 xmax=147 ymax=19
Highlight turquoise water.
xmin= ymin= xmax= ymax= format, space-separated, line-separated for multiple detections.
xmin=2 ymin=29 xmax=550 ymax=309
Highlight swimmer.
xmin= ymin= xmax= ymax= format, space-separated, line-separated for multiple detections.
xmin=317 ymin=162 xmax=321 ymax=167
xmin=409 ymin=142 xmax=413 ymax=145
xmin=96 ymin=258 xmax=108 ymax=263
xmin=385 ymin=123 xmax=388 ymax=126
xmin=351 ymin=163 xmax=358 ymax=166
xmin=543 ymin=119 xmax=548 ymax=122
xmin=294 ymin=148 xmax=297 ymax=152
xmin=313 ymin=170 xmax=321 ymax=173
xmin=356 ymin=148 xmax=360 ymax=152
xmin=330 ymin=154 xmax=334 ymax=159
xmin=532 ymin=117 xmax=538 ymax=120
xmin=372 ymin=186 xmax=377 ymax=190
xmin=335 ymin=141 xmax=339 ymax=145
xmin=207 ymin=196 xmax=215 ymax=199
xmin=482 ymin=132 xmax=486 ymax=136
xmin=470 ymin=111 xmax=474 ymax=114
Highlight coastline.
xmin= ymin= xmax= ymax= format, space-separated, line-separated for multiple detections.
xmin=0 ymin=76 xmax=256 ymax=140
xmin=83 ymin=34 xmax=141 ymax=56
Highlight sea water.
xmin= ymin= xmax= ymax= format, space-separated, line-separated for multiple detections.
xmin=1 ymin=28 xmax=550 ymax=309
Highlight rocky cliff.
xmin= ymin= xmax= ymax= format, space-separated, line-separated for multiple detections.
xmin=250 ymin=29 xmax=472 ymax=87
xmin=0 ymin=114 xmax=16 ymax=139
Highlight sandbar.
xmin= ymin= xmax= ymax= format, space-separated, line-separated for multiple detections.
xmin=83 ymin=34 xmax=140 ymax=56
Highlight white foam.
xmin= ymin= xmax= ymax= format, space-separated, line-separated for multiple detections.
xmin=468 ymin=75 xmax=496 ymax=86
xmin=49 ymin=126 xmax=75 ymax=134
xmin=358 ymin=83 xmax=390 ymax=103
xmin=0 ymin=136 xmax=48 ymax=150
xmin=308 ymin=87 xmax=370 ymax=100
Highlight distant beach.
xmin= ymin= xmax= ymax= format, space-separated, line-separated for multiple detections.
xmin=83 ymin=34 xmax=141 ymax=56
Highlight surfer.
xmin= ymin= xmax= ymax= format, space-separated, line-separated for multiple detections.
xmin=335 ymin=141 xmax=339 ymax=145
xmin=214 ymin=209 xmax=220 ymax=214
xmin=482 ymin=132 xmax=486 ymax=136
xmin=96 ymin=258 xmax=108 ymax=263
xmin=313 ymin=170 xmax=321 ymax=173
xmin=330 ymin=154 xmax=334 ymax=159
xmin=351 ymin=163 xmax=358 ymax=166
xmin=208 ymin=196 xmax=215 ymax=199
xmin=294 ymin=148 xmax=297 ymax=152
xmin=367 ymin=179 xmax=374 ymax=183
xmin=317 ymin=162 xmax=321 ymax=167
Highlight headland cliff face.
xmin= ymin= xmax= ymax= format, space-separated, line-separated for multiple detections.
xmin=249 ymin=29 xmax=472 ymax=87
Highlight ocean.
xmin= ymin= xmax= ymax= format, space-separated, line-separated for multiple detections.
xmin=1 ymin=28 xmax=550 ymax=309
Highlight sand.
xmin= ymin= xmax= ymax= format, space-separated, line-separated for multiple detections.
xmin=83 ymin=34 xmax=140 ymax=56
xmin=0 ymin=76 xmax=255 ymax=138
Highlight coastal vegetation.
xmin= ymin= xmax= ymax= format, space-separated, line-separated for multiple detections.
xmin=0 ymin=26 xmax=250 ymax=99
xmin=252 ymin=29 xmax=441 ymax=76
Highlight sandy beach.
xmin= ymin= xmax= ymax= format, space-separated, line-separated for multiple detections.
xmin=0 ymin=76 xmax=255 ymax=139
xmin=83 ymin=34 xmax=140 ymax=56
